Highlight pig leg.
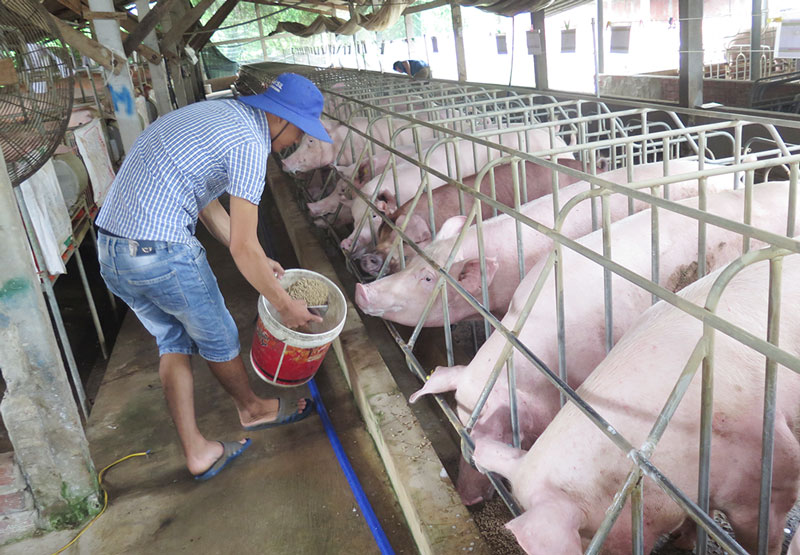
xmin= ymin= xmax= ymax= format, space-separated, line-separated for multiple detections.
xmin=408 ymin=365 xmax=465 ymax=403
xmin=505 ymin=490 xmax=584 ymax=555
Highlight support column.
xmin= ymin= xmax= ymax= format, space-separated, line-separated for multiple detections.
xmin=87 ymin=0 xmax=142 ymax=153
xmin=450 ymin=4 xmax=467 ymax=82
xmin=596 ymin=0 xmax=604 ymax=73
xmin=679 ymin=0 xmax=703 ymax=108
xmin=405 ymin=14 xmax=414 ymax=59
xmin=135 ymin=0 xmax=172 ymax=116
xmin=163 ymin=12 xmax=188 ymax=107
xmin=531 ymin=10 xmax=548 ymax=90
xmin=255 ymin=3 xmax=268 ymax=61
xmin=751 ymin=0 xmax=763 ymax=81
xmin=0 ymin=149 xmax=99 ymax=526
xmin=173 ymin=1 xmax=196 ymax=103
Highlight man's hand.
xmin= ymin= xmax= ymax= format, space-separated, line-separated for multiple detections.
xmin=280 ymin=298 xmax=321 ymax=328
xmin=228 ymin=196 xmax=323 ymax=329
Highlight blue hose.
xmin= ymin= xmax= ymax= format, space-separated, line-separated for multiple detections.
xmin=308 ymin=378 xmax=395 ymax=555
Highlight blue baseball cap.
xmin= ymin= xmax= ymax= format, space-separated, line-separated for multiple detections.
xmin=238 ymin=73 xmax=332 ymax=143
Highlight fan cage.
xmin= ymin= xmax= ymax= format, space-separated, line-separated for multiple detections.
xmin=0 ymin=0 xmax=75 ymax=186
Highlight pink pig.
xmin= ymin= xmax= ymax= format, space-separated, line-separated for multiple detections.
xmin=306 ymin=140 xmax=441 ymax=224
xmin=356 ymin=160 xmax=736 ymax=327
xmin=473 ymin=249 xmax=800 ymax=554
xmin=357 ymin=158 xmax=594 ymax=276
xmin=282 ymin=117 xmax=437 ymax=173
xmin=410 ymin=181 xmax=797 ymax=507
xmin=341 ymin=129 xmax=571 ymax=252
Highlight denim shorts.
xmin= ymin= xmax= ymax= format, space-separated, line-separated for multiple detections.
xmin=97 ymin=232 xmax=240 ymax=362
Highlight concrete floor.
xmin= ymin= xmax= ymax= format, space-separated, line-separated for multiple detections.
xmin=1 ymin=214 xmax=419 ymax=554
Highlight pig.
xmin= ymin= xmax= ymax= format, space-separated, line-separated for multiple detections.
xmin=307 ymin=139 xmax=442 ymax=224
xmin=357 ymin=158 xmax=594 ymax=276
xmin=342 ymin=128 xmax=572 ymax=252
xmin=356 ymin=159 xmax=736 ymax=327
xmin=410 ymin=180 xmax=798 ymax=507
xmin=472 ymin=247 xmax=800 ymax=555
xmin=282 ymin=116 xmax=437 ymax=173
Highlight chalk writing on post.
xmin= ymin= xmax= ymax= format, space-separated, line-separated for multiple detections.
xmin=108 ymin=85 xmax=134 ymax=116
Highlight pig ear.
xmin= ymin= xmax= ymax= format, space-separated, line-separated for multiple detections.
xmin=333 ymin=163 xmax=354 ymax=176
xmin=506 ymin=493 xmax=583 ymax=555
xmin=456 ymin=257 xmax=499 ymax=295
xmin=408 ymin=365 xmax=464 ymax=403
xmin=396 ymin=214 xmax=432 ymax=244
xmin=374 ymin=191 xmax=397 ymax=214
xmin=437 ymin=216 xmax=467 ymax=240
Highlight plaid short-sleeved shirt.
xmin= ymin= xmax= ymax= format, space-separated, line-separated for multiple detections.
xmin=96 ymin=99 xmax=271 ymax=243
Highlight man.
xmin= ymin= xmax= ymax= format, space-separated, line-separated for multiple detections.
xmin=95 ymin=73 xmax=331 ymax=481
xmin=392 ymin=59 xmax=431 ymax=80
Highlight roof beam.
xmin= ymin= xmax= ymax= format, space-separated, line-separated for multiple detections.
xmin=402 ymin=0 xmax=448 ymax=15
xmin=242 ymin=0 xmax=348 ymax=17
xmin=122 ymin=0 xmax=183 ymax=56
xmin=188 ymin=0 xmax=239 ymax=51
xmin=54 ymin=0 xmax=82 ymax=16
xmin=160 ymin=0 xmax=218 ymax=49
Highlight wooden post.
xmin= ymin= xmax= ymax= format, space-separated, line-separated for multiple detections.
xmin=122 ymin=0 xmax=183 ymax=55
xmin=136 ymin=0 xmax=172 ymax=115
xmin=160 ymin=0 xmax=218 ymax=50
xmin=255 ymin=3 xmax=268 ymax=60
xmin=88 ymin=0 xmax=142 ymax=152
xmin=189 ymin=0 xmax=240 ymax=51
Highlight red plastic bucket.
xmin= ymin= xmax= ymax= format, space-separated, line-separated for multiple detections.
xmin=250 ymin=270 xmax=346 ymax=387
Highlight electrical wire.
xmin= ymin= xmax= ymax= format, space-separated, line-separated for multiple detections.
xmin=49 ymin=451 xmax=151 ymax=555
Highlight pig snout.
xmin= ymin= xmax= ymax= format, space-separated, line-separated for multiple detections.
xmin=359 ymin=252 xmax=385 ymax=276
xmin=355 ymin=283 xmax=371 ymax=311
xmin=281 ymin=158 xmax=299 ymax=174
xmin=354 ymin=283 xmax=399 ymax=317
xmin=307 ymin=199 xmax=333 ymax=217
xmin=340 ymin=235 xmax=354 ymax=251
xmin=456 ymin=459 xmax=495 ymax=506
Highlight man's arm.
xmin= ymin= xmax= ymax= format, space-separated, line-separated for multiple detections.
xmin=228 ymin=195 xmax=322 ymax=328
xmin=199 ymin=199 xmax=232 ymax=248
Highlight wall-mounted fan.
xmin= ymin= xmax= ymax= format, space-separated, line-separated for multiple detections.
xmin=0 ymin=0 xmax=74 ymax=185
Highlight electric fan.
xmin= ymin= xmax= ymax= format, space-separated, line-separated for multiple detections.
xmin=0 ymin=0 xmax=74 ymax=185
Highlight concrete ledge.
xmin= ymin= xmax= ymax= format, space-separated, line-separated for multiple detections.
xmin=268 ymin=163 xmax=490 ymax=555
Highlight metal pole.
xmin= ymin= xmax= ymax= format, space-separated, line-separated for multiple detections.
xmin=679 ymin=0 xmax=703 ymax=107
xmin=531 ymin=10 xmax=548 ymax=90
xmin=451 ymin=4 xmax=467 ymax=82
xmin=751 ymin=0 xmax=763 ymax=82
xmin=596 ymin=0 xmax=604 ymax=74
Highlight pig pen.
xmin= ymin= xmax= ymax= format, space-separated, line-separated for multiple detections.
xmin=237 ymin=63 xmax=800 ymax=554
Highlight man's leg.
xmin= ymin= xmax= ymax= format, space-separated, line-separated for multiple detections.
xmin=159 ymin=353 xmax=244 ymax=475
xmin=206 ymin=355 xmax=307 ymax=428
